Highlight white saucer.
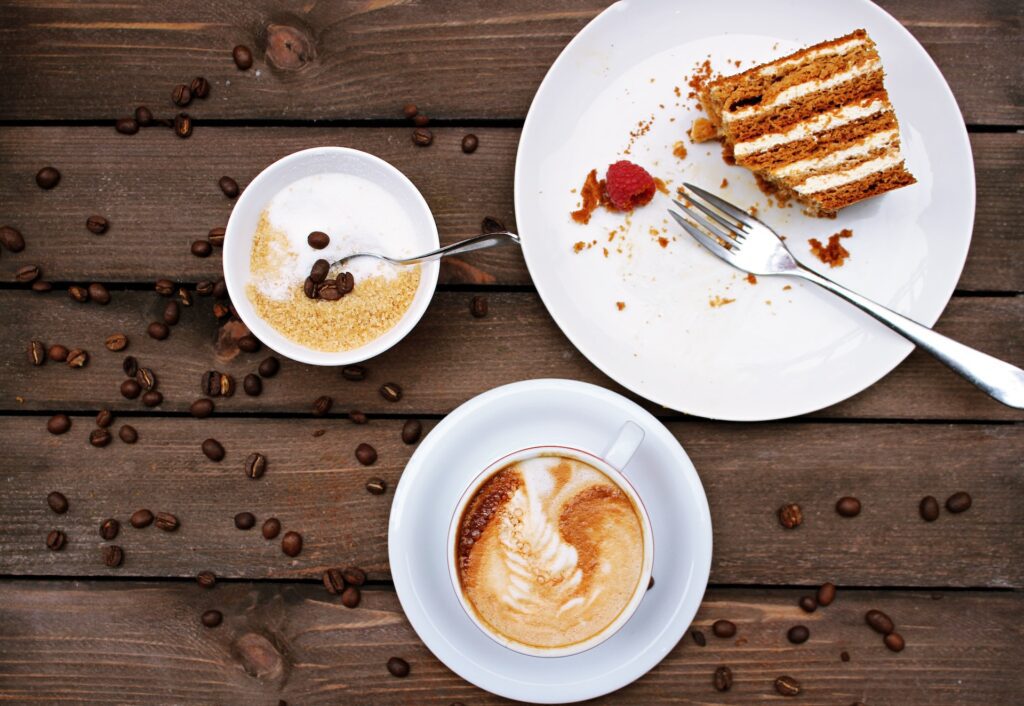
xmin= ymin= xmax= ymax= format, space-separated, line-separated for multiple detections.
xmin=388 ymin=379 xmax=712 ymax=703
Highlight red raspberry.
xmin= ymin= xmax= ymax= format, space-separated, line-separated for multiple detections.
xmin=604 ymin=160 xmax=656 ymax=211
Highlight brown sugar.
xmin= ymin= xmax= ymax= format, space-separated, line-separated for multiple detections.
xmin=808 ymin=228 xmax=853 ymax=267
xmin=571 ymin=169 xmax=603 ymax=224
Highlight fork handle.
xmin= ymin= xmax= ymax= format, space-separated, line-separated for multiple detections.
xmin=794 ymin=265 xmax=1024 ymax=409
xmin=397 ymin=231 xmax=520 ymax=264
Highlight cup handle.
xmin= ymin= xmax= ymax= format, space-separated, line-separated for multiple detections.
xmin=602 ymin=421 xmax=645 ymax=472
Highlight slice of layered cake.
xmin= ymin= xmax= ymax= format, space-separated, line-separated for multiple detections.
xmin=691 ymin=29 xmax=916 ymax=216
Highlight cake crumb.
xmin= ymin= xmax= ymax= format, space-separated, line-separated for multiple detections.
xmin=709 ymin=295 xmax=735 ymax=308
xmin=720 ymin=178 xmax=729 ymax=188
xmin=658 ymin=237 xmax=669 ymax=248
xmin=809 ymin=228 xmax=853 ymax=267
xmin=571 ymin=169 xmax=603 ymax=224
xmin=783 ymin=285 xmax=792 ymax=291
xmin=616 ymin=301 xmax=626 ymax=311
xmin=573 ymin=241 xmax=586 ymax=253
xmin=673 ymin=141 xmax=688 ymax=160
xmin=746 ymin=273 xmax=757 ymax=285
xmin=653 ymin=177 xmax=669 ymax=195
xmin=690 ymin=117 xmax=717 ymax=143
xmin=687 ymin=59 xmax=713 ymax=100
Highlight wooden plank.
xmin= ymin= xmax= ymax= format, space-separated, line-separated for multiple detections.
xmin=0 ymin=581 xmax=1020 ymax=704
xmin=0 ymin=290 xmax=1021 ymax=421
xmin=0 ymin=1 xmax=1019 ymax=125
xmin=1 ymin=416 xmax=1020 ymax=586
xmin=0 ymin=129 xmax=1020 ymax=291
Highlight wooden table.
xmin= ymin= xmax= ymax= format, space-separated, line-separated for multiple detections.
xmin=0 ymin=1 xmax=1021 ymax=703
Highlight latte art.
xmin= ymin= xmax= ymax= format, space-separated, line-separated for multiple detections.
xmin=456 ymin=454 xmax=645 ymax=649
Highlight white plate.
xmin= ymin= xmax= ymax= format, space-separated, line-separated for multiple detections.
xmin=388 ymin=379 xmax=712 ymax=703
xmin=514 ymin=0 xmax=974 ymax=421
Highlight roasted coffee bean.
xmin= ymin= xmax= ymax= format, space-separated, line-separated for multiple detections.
xmin=212 ymin=278 xmax=228 ymax=299
xmin=174 ymin=112 xmax=192 ymax=138
xmin=154 ymin=512 xmax=178 ymax=532
xmin=470 ymin=295 xmax=488 ymax=318
xmin=136 ymin=367 xmax=157 ymax=390
xmin=202 ymin=438 xmax=225 ymax=462
xmin=413 ymin=113 xmax=429 ymax=127
xmin=244 ymin=452 xmax=266 ymax=479
xmin=36 ymin=166 xmax=61 ymax=189
xmin=163 ymin=300 xmax=180 ymax=325
xmin=201 ymin=609 xmax=223 ymax=628
xmin=341 ymin=365 xmax=366 ymax=381
xmin=307 ymin=230 xmax=330 ymax=249
xmin=919 ymin=495 xmax=940 ymax=522
xmin=713 ymin=666 xmax=732 ymax=692
xmin=840 ymin=650 xmax=851 ymax=662
xmin=66 ymin=348 xmax=88 ymax=368
xmin=189 ymin=75 xmax=210 ymax=99
xmin=218 ymin=176 xmax=239 ymax=198
xmin=243 ymin=374 xmax=262 ymax=396
xmin=310 ymin=258 xmax=329 ymax=283
xmin=317 ymin=280 xmax=340 ymax=300
xmin=386 ymin=657 xmax=410 ymax=678
xmin=88 ymin=283 xmax=110 ymax=304
xmin=233 ymin=44 xmax=253 ymax=69
xmin=122 ymin=356 xmax=138 ymax=378
xmin=155 ymin=279 xmax=175 ymax=296
xmin=355 ymin=443 xmax=377 ymax=466
xmin=281 ymin=531 xmax=303 ymax=557
xmin=15 ymin=264 xmax=40 ymax=283
xmin=48 ymin=344 xmax=68 ymax=362
xmin=237 ymin=334 xmax=260 ymax=352
xmin=47 ymin=491 xmax=69 ymax=514
xmin=220 ymin=373 xmax=235 ymax=397
xmin=190 ymin=239 xmax=212 ymax=258
xmin=401 ymin=419 xmax=422 ymax=444
xmin=172 ymin=83 xmax=192 ymax=106
xmin=312 ymin=395 xmax=333 ymax=416
xmin=865 ymin=609 xmax=895 ymax=635
xmin=349 ymin=410 xmax=368 ymax=425
xmin=342 ymin=567 xmax=366 ymax=586
xmin=258 ymin=356 xmax=280 ymax=378
xmin=817 ymin=582 xmax=836 ymax=607
xmin=323 ymin=568 xmax=345 ymax=594
xmin=365 ymin=478 xmax=386 ymax=495
xmin=90 ymin=428 xmax=112 ymax=447
xmin=177 ymin=286 xmax=192 ymax=307
xmin=105 ymin=333 xmax=128 ymax=351
xmin=946 ymin=491 xmax=972 ymax=513
xmin=130 ymin=508 xmax=154 ymax=528
xmin=46 ymin=413 xmax=71 ymax=435
xmin=787 ymin=625 xmax=810 ymax=644
xmin=120 ymin=379 xmax=142 ymax=399
xmin=134 ymin=106 xmax=153 ymax=126
xmin=207 ymin=227 xmax=226 ymax=247
xmin=778 ymin=503 xmax=803 ymax=529
xmin=31 ymin=280 xmax=53 ymax=293
xmin=99 ymin=518 xmax=120 ymax=540
xmin=836 ymin=496 xmax=861 ymax=517
xmin=213 ymin=302 xmax=231 ymax=319
xmin=68 ymin=285 xmax=89 ymax=302
xmin=46 ymin=529 xmax=66 ymax=551
xmin=402 ymin=103 xmax=418 ymax=118
xmin=379 ymin=382 xmax=402 ymax=402
xmin=141 ymin=390 xmax=163 ymax=407
xmin=336 ymin=271 xmax=355 ymax=294
xmin=234 ymin=511 xmax=256 ymax=530
xmin=884 ymin=632 xmax=905 ymax=652
xmin=481 ymin=216 xmax=506 ymax=234
xmin=115 ymin=117 xmax=139 ymax=135
xmin=303 ymin=277 xmax=316 ymax=299
xmin=29 ymin=340 xmax=46 ymax=366
xmin=461 ymin=133 xmax=479 ymax=154
xmin=262 ymin=517 xmax=281 ymax=539
xmin=197 ymin=571 xmax=216 ymax=589
xmin=202 ymin=370 xmax=219 ymax=396
xmin=196 ymin=280 xmax=214 ymax=296
xmin=774 ymin=675 xmax=801 ymax=696
xmin=118 ymin=424 xmax=138 ymax=444
xmin=0 ymin=225 xmax=26 ymax=252
xmin=712 ymin=620 xmax=736 ymax=638
xmin=96 ymin=409 xmax=114 ymax=428
xmin=85 ymin=215 xmax=109 ymax=234
xmin=341 ymin=586 xmax=361 ymax=608
xmin=412 ymin=128 xmax=433 ymax=146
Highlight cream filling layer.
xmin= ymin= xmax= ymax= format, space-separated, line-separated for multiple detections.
xmin=733 ymin=99 xmax=888 ymax=157
xmin=757 ymin=37 xmax=868 ymax=79
xmin=794 ymin=150 xmax=904 ymax=194
xmin=772 ymin=129 xmax=899 ymax=179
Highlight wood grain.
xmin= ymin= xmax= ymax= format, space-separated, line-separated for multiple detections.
xmin=0 ymin=128 xmax=1020 ymax=291
xmin=0 ymin=0 xmax=1019 ymax=125
xmin=2 ymin=416 xmax=1020 ymax=586
xmin=0 ymin=580 xmax=1020 ymax=704
xmin=0 ymin=290 xmax=1021 ymax=421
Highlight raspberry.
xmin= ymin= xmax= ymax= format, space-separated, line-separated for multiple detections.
xmin=604 ymin=160 xmax=656 ymax=211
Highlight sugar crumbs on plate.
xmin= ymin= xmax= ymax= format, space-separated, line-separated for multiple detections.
xmin=809 ymin=228 xmax=854 ymax=267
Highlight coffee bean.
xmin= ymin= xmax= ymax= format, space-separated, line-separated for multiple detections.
xmin=884 ymin=632 xmax=905 ymax=652
xmin=310 ymin=258 xmax=329 ymax=283
xmin=130 ymin=509 xmax=154 ymax=528
xmin=46 ymin=529 xmax=66 ymax=550
xmin=47 ymin=491 xmax=68 ymax=514
xmin=99 ymin=518 xmax=120 ymax=540
xmin=244 ymin=452 xmax=266 ymax=479
xmin=303 ymin=277 xmax=316 ymax=299
xmin=66 ymin=348 xmax=88 ymax=368
xmin=172 ymin=83 xmax=192 ymax=106
xmin=36 ymin=166 xmax=61 ymax=189
xmin=865 ymin=609 xmax=895 ymax=635
xmin=174 ymin=112 xmax=192 ymax=138
xmin=318 ymin=282 xmax=341 ymax=302
xmin=31 ymin=280 xmax=53 ymax=293
xmin=239 ymin=374 xmax=261 ymax=397
xmin=232 ymin=44 xmax=253 ymax=69
xmin=213 ymin=302 xmax=231 ymax=319
xmin=307 ymin=230 xmax=330 ymax=249
xmin=817 ymin=582 xmax=836 ymax=607
xmin=341 ymin=365 xmax=366 ymax=381
xmin=379 ymin=382 xmax=402 ymax=402
xmin=135 ymin=367 xmax=157 ymax=389
xmin=155 ymin=279 xmax=175 ymax=296
xmin=342 ymin=567 xmax=366 ymax=586
xmin=258 ymin=356 xmax=280 ymax=378
xmin=208 ymin=227 xmax=226 ymax=247
xmin=355 ymin=443 xmax=378 ymax=466
xmin=778 ymin=503 xmax=803 ymax=529
xmin=196 ymin=571 xmax=216 ymax=589
xmin=46 ymin=344 xmax=67 ymax=362
xmin=68 ymin=285 xmax=89 ymax=303
xmin=336 ymin=271 xmax=354 ymax=294
xmin=365 ymin=478 xmax=386 ymax=495
xmin=691 ymin=629 xmax=706 ymax=646
xmin=101 ymin=543 xmax=124 ymax=567
xmin=413 ymin=113 xmax=429 ymax=127
xmin=237 ymin=334 xmax=260 ymax=353
xmin=29 ymin=340 xmax=46 ymax=366
xmin=470 ymin=295 xmax=488 ymax=318
xmin=220 ymin=373 xmax=235 ymax=396
xmin=118 ymin=424 xmax=138 ymax=444
xmin=712 ymin=620 xmax=736 ymax=638
xmin=90 ymin=428 xmax=112 ymax=447
xmin=401 ymin=419 xmax=422 ymax=444
xmin=349 ymin=410 xmax=368 ymax=425
xmin=461 ymin=134 xmax=479 ymax=154
xmin=188 ymin=75 xmax=210 ymax=99
xmin=341 ymin=586 xmax=361 ymax=608
xmin=95 ymin=409 xmax=114 ymax=428
xmin=201 ymin=609 xmax=223 ymax=628
xmin=0 ymin=225 xmax=26 ymax=252
xmin=945 ymin=491 xmax=972 ymax=513
xmin=121 ymin=379 xmax=142 ymax=399
xmin=155 ymin=512 xmax=179 ymax=532
xmin=123 ymin=355 xmax=138 ymax=377
xmin=190 ymin=239 xmax=212 ymax=258
xmin=836 ymin=496 xmax=861 ymax=517
xmin=196 ymin=280 xmax=214 ymax=296
xmin=774 ymin=675 xmax=801 ymax=696
xmin=713 ymin=666 xmax=732 ymax=692
xmin=115 ymin=117 xmax=139 ymax=135
xmin=202 ymin=438 xmax=225 ymax=462
xmin=105 ymin=333 xmax=128 ymax=351
xmin=262 ymin=517 xmax=281 ymax=539
xmin=840 ymin=650 xmax=851 ymax=662
xmin=46 ymin=414 xmax=71 ymax=435
xmin=402 ymin=103 xmax=418 ymax=118
xmin=88 ymin=283 xmax=110 ymax=304
xmin=83 ymin=215 xmax=109 ymax=235
xmin=919 ymin=495 xmax=940 ymax=521
xmin=213 ymin=278 xmax=228 ymax=299
xmin=184 ymin=400 xmax=213 ymax=423
xmin=234 ymin=511 xmax=256 ymax=530
xmin=218 ymin=176 xmax=239 ymax=198
xmin=281 ymin=531 xmax=303 ymax=557
xmin=386 ymin=657 xmax=410 ymax=678
xmin=15 ymin=264 xmax=40 ymax=283
xmin=323 ymin=568 xmax=345 ymax=594
xmin=787 ymin=625 xmax=810 ymax=644
xmin=141 ymin=390 xmax=163 ymax=407
xmin=412 ymin=128 xmax=433 ymax=146
xmin=312 ymin=395 xmax=333 ymax=416
xmin=134 ymin=106 xmax=153 ymax=126
xmin=481 ymin=216 xmax=506 ymax=234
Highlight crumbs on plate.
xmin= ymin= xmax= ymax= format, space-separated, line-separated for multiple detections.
xmin=809 ymin=228 xmax=853 ymax=267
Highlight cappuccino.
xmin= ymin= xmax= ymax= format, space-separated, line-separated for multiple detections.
xmin=455 ymin=453 xmax=645 ymax=651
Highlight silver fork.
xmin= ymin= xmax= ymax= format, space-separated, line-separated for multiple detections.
xmin=669 ymin=183 xmax=1024 ymax=409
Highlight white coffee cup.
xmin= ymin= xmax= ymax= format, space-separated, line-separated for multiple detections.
xmin=447 ymin=421 xmax=653 ymax=657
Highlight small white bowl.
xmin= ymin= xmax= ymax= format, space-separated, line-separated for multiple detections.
xmin=223 ymin=146 xmax=440 ymax=366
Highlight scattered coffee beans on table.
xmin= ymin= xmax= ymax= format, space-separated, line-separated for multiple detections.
xmin=386 ymin=657 xmax=410 ymax=678
xmin=712 ymin=620 xmax=736 ymax=638
xmin=712 ymin=666 xmax=732 ymax=692
xmin=281 ymin=531 xmax=303 ymax=557
xmin=201 ymin=609 xmax=223 ymax=628
xmin=778 ymin=503 xmax=803 ymax=529
xmin=47 ymin=491 xmax=68 ymax=514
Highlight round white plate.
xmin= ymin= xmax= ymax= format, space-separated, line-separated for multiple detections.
xmin=388 ymin=379 xmax=712 ymax=703
xmin=514 ymin=0 xmax=974 ymax=421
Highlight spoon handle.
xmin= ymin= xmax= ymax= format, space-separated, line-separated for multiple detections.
xmin=395 ymin=231 xmax=520 ymax=265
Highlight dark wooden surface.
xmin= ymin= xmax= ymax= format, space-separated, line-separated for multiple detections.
xmin=0 ymin=0 xmax=1021 ymax=703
